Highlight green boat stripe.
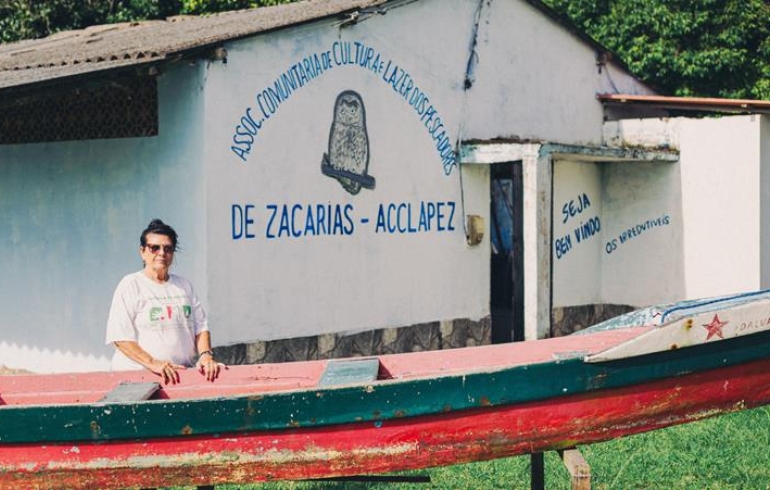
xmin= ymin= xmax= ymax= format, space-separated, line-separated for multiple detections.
xmin=2 ymin=331 xmax=770 ymax=444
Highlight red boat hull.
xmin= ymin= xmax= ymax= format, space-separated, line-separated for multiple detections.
xmin=2 ymin=356 xmax=770 ymax=489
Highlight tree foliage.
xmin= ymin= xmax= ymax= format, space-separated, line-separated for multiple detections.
xmin=180 ymin=0 xmax=290 ymax=15
xmin=0 ymin=0 xmax=294 ymax=43
xmin=543 ymin=0 xmax=770 ymax=99
xmin=2 ymin=0 xmax=769 ymax=99
xmin=0 ymin=1 xmax=178 ymax=43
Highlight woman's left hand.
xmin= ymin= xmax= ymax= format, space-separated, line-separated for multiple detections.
xmin=196 ymin=354 xmax=225 ymax=382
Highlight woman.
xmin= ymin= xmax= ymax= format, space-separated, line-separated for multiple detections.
xmin=106 ymin=219 xmax=221 ymax=384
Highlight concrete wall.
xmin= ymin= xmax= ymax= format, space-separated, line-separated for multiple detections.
xmin=552 ymin=160 xmax=603 ymax=306
xmin=603 ymin=114 xmax=770 ymax=301
xmin=0 ymin=63 xmax=207 ymax=372
xmin=600 ymin=161 xmax=684 ymax=305
xmin=762 ymin=117 xmax=770 ymax=289
xmin=679 ymin=116 xmax=764 ymax=298
xmin=552 ymin=157 xmax=684 ymax=313
xmin=201 ymin=0 xmax=652 ymax=348
xmin=204 ymin=0 xmax=490 ymax=346
xmin=463 ymin=0 xmax=654 ymax=144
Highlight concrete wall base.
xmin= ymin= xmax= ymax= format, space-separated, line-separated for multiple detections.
xmin=214 ymin=316 xmax=492 ymax=365
xmin=551 ymin=304 xmax=635 ymax=337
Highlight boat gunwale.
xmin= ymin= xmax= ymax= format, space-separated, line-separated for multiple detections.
xmin=1 ymin=326 xmax=770 ymax=444
xmin=0 ymin=325 xmax=651 ymax=407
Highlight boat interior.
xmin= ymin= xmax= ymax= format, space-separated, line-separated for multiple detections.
xmin=0 ymin=326 xmax=648 ymax=406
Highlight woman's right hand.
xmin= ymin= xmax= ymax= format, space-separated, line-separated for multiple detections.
xmin=113 ymin=341 xmax=187 ymax=384
xmin=148 ymin=359 xmax=187 ymax=385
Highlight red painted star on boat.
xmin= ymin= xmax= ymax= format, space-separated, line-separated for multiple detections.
xmin=702 ymin=314 xmax=728 ymax=340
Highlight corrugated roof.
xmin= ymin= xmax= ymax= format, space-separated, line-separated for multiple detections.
xmin=0 ymin=0 xmax=388 ymax=93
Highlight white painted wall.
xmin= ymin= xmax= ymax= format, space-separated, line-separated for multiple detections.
xmin=679 ymin=116 xmax=763 ymax=298
xmin=761 ymin=117 xmax=770 ymax=289
xmin=602 ymin=115 xmax=770 ymax=303
xmin=203 ymin=0 xmax=489 ymax=345
xmin=463 ymin=0 xmax=654 ymax=144
xmin=552 ymin=157 xmax=684 ymax=309
xmin=0 ymin=63 xmax=207 ymax=372
xmin=552 ymin=160 xmax=603 ymax=306
xmin=600 ymin=161 xmax=684 ymax=305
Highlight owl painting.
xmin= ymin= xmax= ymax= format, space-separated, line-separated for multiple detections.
xmin=321 ymin=90 xmax=376 ymax=194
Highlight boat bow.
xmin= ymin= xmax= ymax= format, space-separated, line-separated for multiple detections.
xmin=586 ymin=290 xmax=770 ymax=362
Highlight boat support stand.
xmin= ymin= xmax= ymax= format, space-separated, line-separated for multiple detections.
xmin=531 ymin=448 xmax=591 ymax=490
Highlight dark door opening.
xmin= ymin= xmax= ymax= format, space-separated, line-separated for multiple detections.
xmin=490 ymin=162 xmax=524 ymax=343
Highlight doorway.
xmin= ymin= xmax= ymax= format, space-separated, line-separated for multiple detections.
xmin=490 ymin=162 xmax=524 ymax=343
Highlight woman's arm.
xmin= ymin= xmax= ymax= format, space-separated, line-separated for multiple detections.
xmin=113 ymin=340 xmax=186 ymax=385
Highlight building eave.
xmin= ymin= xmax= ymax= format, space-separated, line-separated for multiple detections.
xmin=598 ymin=93 xmax=770 ymax=116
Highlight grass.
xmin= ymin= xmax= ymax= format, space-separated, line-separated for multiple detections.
xmin=168 ymin=405 xmax=770 ymax=489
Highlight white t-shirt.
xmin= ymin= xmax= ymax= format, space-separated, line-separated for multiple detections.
xmin=106 ymin=271 xmax=209 ymax=370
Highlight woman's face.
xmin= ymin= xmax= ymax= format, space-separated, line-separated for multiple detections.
xmin=140 ymin=233 xmax=175 ymax=274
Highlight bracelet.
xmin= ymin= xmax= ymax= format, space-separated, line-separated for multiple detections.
xmin=198 ymin=350 xmax=214 ymax=359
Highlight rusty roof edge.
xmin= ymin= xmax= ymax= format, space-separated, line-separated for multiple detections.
xmin=598 ymin=93 xmax=770 ymax=114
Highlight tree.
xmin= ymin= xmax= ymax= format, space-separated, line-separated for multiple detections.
xmin=543 ymin=0 xmax=770 ymax=99
xmin=0 ymin=0 xmax=295 ymax=43
xmin=0 ymin=0 xmax=183 ymax=43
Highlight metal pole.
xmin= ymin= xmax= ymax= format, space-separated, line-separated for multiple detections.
xmin=531 ymin=452 xmax=545 ymax=490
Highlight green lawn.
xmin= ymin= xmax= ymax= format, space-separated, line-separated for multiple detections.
xmin=206 ymin=405 xmax=770 ymax=489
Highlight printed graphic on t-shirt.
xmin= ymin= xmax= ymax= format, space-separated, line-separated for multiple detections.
xmin=149 ymin=305 xmax=192 ymax=322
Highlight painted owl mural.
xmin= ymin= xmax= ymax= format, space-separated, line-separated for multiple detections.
xmin=321 ymin=90 xmax=376 ymax=195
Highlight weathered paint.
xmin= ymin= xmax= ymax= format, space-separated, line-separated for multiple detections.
xmin=1 ymin=355 xmax=769 ymax=488
xmin=581 ymin=286 xmax=770 ymax=373
xmin=3 ymin=325 xmax=770 ymax=445
xmin=587 ymin=293 xmax=770 ymax=362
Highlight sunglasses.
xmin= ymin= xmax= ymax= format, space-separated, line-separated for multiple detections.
xmin=145 ymin=244 xmax=175 ymax=254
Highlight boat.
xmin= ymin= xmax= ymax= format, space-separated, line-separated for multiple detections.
xmin=3 ymin=289 xmax=770 ymax=489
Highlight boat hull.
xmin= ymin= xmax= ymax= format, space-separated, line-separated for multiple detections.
xmin=2 ymin=325 xmax=768 ymax=446
xmin=3 ymin=356 xmax=770 ymax=489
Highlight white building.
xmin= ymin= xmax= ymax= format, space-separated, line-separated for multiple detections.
xmin=0 ymin=0 xmax=768 ymax=373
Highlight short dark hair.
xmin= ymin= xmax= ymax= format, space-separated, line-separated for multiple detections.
xmin=140 ymin=219 xmax=179 ymax=250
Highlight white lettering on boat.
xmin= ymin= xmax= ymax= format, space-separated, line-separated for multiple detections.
xmin=738 ymin=315 xmax=770 ymax=332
